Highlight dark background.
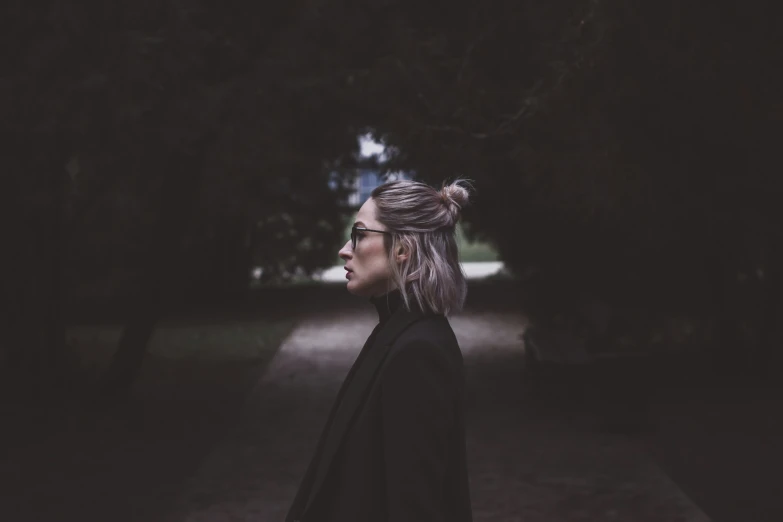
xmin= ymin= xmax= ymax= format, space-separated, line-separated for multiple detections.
xmin=1 ymin=1 xmax=781 ymax=521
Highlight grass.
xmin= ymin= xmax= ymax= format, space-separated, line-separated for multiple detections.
xmin=67 ymin=318 xmax=298 ymax=375
xmin=3 ymin=317 xmax=298 ymax=522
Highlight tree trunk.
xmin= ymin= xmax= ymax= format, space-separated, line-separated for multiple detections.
xmin=44 ymin=157 xmax=69 ymax=383
xmin=98 ymin=218 xmax=177 ymax=403
xmin=758 ymin=236 xmax=783 ymax=379
xmin=99 ymin=140 xmax=212 ymax=403
xmin=2 ymin=141 xmax=70 ymax=399
xmin=709 ymin=246 xmax=744 ymax=379
xmin=99 ymin=283 xmax=163 ymax=401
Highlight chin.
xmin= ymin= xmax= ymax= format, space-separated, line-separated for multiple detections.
xmin=348 ymin=278 xmax=394 ymax=299
xmin=347 ymin=279 xmax=382 ymax=298
xmin=346 ymin=280 xmax=367 ymax=297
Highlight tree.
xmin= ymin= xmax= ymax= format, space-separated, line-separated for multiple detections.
xmin=308 ymin=0 xmax=782 ymax=368
xmin=5 ymin=0 xmax=780 ymax=394
xmin=2 ymin=0 xmax=362 ymax=397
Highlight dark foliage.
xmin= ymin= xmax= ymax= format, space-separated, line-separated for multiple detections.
xmin=2 ymin=0 xmax=781 ymax=390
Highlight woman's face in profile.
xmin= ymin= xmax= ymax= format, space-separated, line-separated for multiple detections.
xmin=338 ymin=198 xmax=394 ymax=298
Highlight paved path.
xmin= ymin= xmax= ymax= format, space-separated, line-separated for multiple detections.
xmin=158 ymin=306 xmax=711 ymax=522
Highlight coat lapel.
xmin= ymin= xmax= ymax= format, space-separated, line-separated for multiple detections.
xmin=286 ymin=324 xmax=382 ymax=521
xmin=302 ymin=306 xmax=427 ymax=516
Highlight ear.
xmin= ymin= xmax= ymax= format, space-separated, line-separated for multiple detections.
xmin=395 ymin=243 xmax=410 ymax=264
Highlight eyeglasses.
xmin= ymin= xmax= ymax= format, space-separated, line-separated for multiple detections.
xmin=350 ymin=225 xmax=391 ymax=249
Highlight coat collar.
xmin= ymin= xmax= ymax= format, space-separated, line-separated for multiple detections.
xmin=370 ymin=288 xmax=405 ymax=324
xmin=300 ymin=303 xmax=428 ymax=516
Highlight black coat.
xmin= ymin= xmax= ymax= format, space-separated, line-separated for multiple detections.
xmin=286 ymin=292 xmax=473 ymax=522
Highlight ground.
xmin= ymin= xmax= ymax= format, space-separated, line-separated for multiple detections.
xmin=149 ymin=299 xmax=709 ymax=522
xmin=1 ymin=282 xmax=779 ymax=521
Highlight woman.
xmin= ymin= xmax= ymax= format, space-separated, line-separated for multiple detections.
xmin=285 ymin=179 xmax=474 ymax=522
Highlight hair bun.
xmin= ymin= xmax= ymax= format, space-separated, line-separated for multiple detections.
xmin=440 ymin=180 xmax=472 ymax=226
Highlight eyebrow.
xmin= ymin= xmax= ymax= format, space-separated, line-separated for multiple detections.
xmin=353 ymin=221 xmax=366 ymax=227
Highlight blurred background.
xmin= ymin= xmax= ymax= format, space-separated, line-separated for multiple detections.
xmin=1 ymin=1 xmax=781 ymax=521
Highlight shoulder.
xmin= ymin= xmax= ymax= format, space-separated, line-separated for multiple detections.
xmin=387 ymin=314 xmax=461 ymax=368
xmin=395 ymin=312 xmax=454 ymax=344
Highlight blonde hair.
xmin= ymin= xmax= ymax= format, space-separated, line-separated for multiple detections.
xmin=370 ymin=179 xmax=472 ymax=315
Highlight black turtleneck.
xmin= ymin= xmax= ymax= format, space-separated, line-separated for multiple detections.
xmin=370 ymin=289 xmax=405 ymax=325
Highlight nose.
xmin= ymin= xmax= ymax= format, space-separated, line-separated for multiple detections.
xmin=338 ymin=240 xmax=353 ymax=261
